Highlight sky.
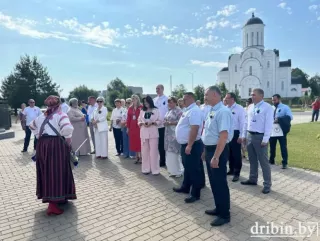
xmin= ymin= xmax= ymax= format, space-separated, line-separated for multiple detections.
xmin=0 ymin=0 xmax=320 ymax=97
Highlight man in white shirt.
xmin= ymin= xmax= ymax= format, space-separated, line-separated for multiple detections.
xmin=110 ymin=99 xmax=124 ymax=156
xmin=87 ymin=96 xmax=98 ymax=154
xmin=60 ymin=98 xmax=70 ymax=113
xmin=224 ymin=92 xmax=246 ymax=182
xmin=241 ymin=88 xmax=274 ymax=194
xmin=173 ymin=92 xmax=204 ymax=203
xmin=22 ymin=99 xmax=42 ymax=152
xmin=153 ymin=84 xmax=168 ymax=167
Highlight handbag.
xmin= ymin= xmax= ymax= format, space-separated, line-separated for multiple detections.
xmin=271 ymin=123 xmax=284 ymax=137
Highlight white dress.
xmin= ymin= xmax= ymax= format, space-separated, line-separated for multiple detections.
xmin=93 ymin=106 xmax=109 ymax=157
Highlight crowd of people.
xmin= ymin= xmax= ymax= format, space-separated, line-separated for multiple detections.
xmin=16 ymin=83 xmax=308 ymax=227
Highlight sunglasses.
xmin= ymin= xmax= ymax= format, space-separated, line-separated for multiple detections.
xmin=29 ymin=102 xmax=35 ymax=104
xmin=97 ymin=101 xmax=103 ymax=103
xmin=126 ymin=102 xmax=131 ymax=104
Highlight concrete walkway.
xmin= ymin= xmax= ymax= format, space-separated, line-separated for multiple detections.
xmin=0 ymin=123 xmax=319 ymax=241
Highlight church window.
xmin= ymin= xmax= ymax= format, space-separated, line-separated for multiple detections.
xmin=235 ymin=65 xmax=237 ymax=72
xmin=248 ymin=88 xmax=252 ymax=96
xmin=249 ymin=66 xmax=252 ymax=75
xmin=267 ymin=81 xmax=270 ymax=88
xmin=250 ymin=52 xmax=253 ymax=58
xmin=261 ymin=32 xmax=263 ymax=45
xmin=257 ymin=32 xmax=259 ymax=45
xmin=246 ymin=34 xmax=248 ymax=47
xmin=281 ymin=81 xmax=284 ymax=90
xmin=267 ymin=61 xmax=270 ymax=68
xmin=251 ymin=32 xmax=254 ymax=46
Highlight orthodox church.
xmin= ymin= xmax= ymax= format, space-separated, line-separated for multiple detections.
xmin=217 ymin=13 xmax=302 ymax=99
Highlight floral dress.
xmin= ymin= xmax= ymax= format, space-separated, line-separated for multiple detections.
xmin=164 ymin=107 xmax=183 ymax=154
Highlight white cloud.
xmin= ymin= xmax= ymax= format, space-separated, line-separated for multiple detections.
xmin=229 ymin=46 xmax=242 ymax=53
xmin=0 ymin=12 xmax=68 ymax=40
xmin=219 ymin=20 xmax=230 ymax=28
xmin=278 ymin=2 xmax=293 ymax=14
xmin=232 ymin=23 xmax=241 ymax=29
xmin=245 ymin=8 xmax=256 ymax=15
xmin=206 ymin=21 xmax=217 ymax=29
xmin=216 ymin=5 xmax=238 ymax=17
xmin=309 ymin=5 xmax=318 ymax=11
xmin=190 ymin=60 xmax=226 ymax=68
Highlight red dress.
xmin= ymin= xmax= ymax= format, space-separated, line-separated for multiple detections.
xmin=127 ymin=105 xmax=142 ymax=152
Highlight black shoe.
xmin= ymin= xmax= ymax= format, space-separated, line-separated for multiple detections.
xmin=282 ymin=164 xmax=287 ymax=169
xmin=184 ymin=196 xmax=199 ymax=203
xmin=205 ymin=209 xmax=219 ymax=216
xmin=269 ymin=160 xmax=275 ymax=165
xmin=232 ymin=176 xmax=239 ymax=182
xmin=227 ymin=171 xmax=234 ymax=176
xmin=116 ymin=153 xmax=120 ymax=156
xmin=173 ymin=187 xmax=189 ymax=194
xmin=90 ymin=151 xmax=95 ymax=154
xmin=262 ymin=187 xmax=270 ymax=194
xmin=241 ymin=180 xmax=257 ymax=185
xmin=210 ymin=217 xmax=230 ymax=226
xmin=21 ymin=149 xmax=27 ymax=153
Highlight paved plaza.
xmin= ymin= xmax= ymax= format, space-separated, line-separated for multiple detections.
xmin=0 ymin=115 xmax=320 ymax=241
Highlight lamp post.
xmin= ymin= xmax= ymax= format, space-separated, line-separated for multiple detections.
xmin=189 ymin=71 xmax=195 ymax=90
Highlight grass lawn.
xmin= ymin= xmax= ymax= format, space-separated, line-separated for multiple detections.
xmin=276 ymin=122 xmax=320 ymax=172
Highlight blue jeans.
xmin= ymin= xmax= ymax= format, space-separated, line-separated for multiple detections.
xmin=122 ymin=128 xmax=135 ymax=157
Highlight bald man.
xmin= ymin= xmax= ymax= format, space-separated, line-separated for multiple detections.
xmin=22 ymin=99 xmax=41 ymax=153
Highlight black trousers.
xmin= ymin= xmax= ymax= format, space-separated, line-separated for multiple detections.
xmin=180 ymin=140 xmax=204 ymax=198
xmin=205 ymin=144 xmax=230 ymax=219
xmin=158 ymin=127 xmax=166 ymax=166
xmin=113 ymin=128 xmax=123 ymax=154
xmin=312 ymin=110 xmax=319 ymax=122
xmin=228 ymin=130 xmax=242 ymax=176
xmin=269 ymin=135 xmax=288 ymax=165
xmin=23 ymin=126 xmax=37 ymax=151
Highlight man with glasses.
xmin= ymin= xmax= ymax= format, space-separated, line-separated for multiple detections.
xmin=22 ymin=99 xmax=41 ymax=153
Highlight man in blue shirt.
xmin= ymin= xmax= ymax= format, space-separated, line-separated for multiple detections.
xmin=202 ymin=86 xmax=233 ymax=226
xmin=174 ymin=92 xmax=205 ymax=203
xmin=269 ymin=94 xmax=293 ymax=169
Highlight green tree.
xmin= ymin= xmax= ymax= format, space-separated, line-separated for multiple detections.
xmin=68 ymin=85 xmax=99 ymax=102
xmin=217 ymin=82 xmax=228 ymax=98
xmin=234 ymin=88 xmax=241 ymax=104
xmin=308 ymin=74 xmax=320 ymax=97
xmin=194 ymin=85 xmax=205 ymax=103
xmin=0 ymin=55 xmax=60 ymax=112
xmin=106 ymin=78 xmax=133 ymax=107
xmin=292 ymin=68 xmax=309 ymax=88
xmin=172 ymin=84 xmax=187 ymax=99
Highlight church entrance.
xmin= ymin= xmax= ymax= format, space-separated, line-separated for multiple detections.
xmin=240 ymin=77 xmax=260 ymax=99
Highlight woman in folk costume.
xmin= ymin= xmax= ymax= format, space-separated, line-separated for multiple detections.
xmin=92 ymin=96 xmax=108 ymax=159
xmin=29 ymin=96 xmax=76 ymax=216
xmin=138 ymin=96 xmax=161 ymax=175
xmin=164 ymin=96 xmax=184 ymax=177
xmin=68 ymin=98 xmax=91 ymax=155
xmin=127 ymin=94 xmax=142 ymax=164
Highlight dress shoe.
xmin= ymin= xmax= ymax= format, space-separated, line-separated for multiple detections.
xmin=116 ymin=153 xmax=121 ymax=156
xmin=232 ymin=176 xmax=239 ymax=182
xmin=21 ymin=149 xmax=27 ymax=153
xmin=282 ymin=164 xmax=287 ymax=169
xmin=227 ymin=171 xmax=234 ymax=176
xmin=173 ymin=187 xmax=189 ymax=194
xmin=90 ymin=151 xmax=95 ymax=154
xmin=241 ymin=180 xmax=257 ymax=185
xmin=205 ymin=209 xmax=219 ymax=216
xmin=96 ymin=156 xmax=101 ymax=159
xmin=184 ymin=196 xmax=199 ymax=203
xmin=269 ymin=160 xmax=275 ymax=165
xmin=142 ymin=172 xmax=150 ymax=175
xmin=262 ymin=187 xmax=270 ymax=194
xmin=210 ymin=217 xmax=230 ymax=226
